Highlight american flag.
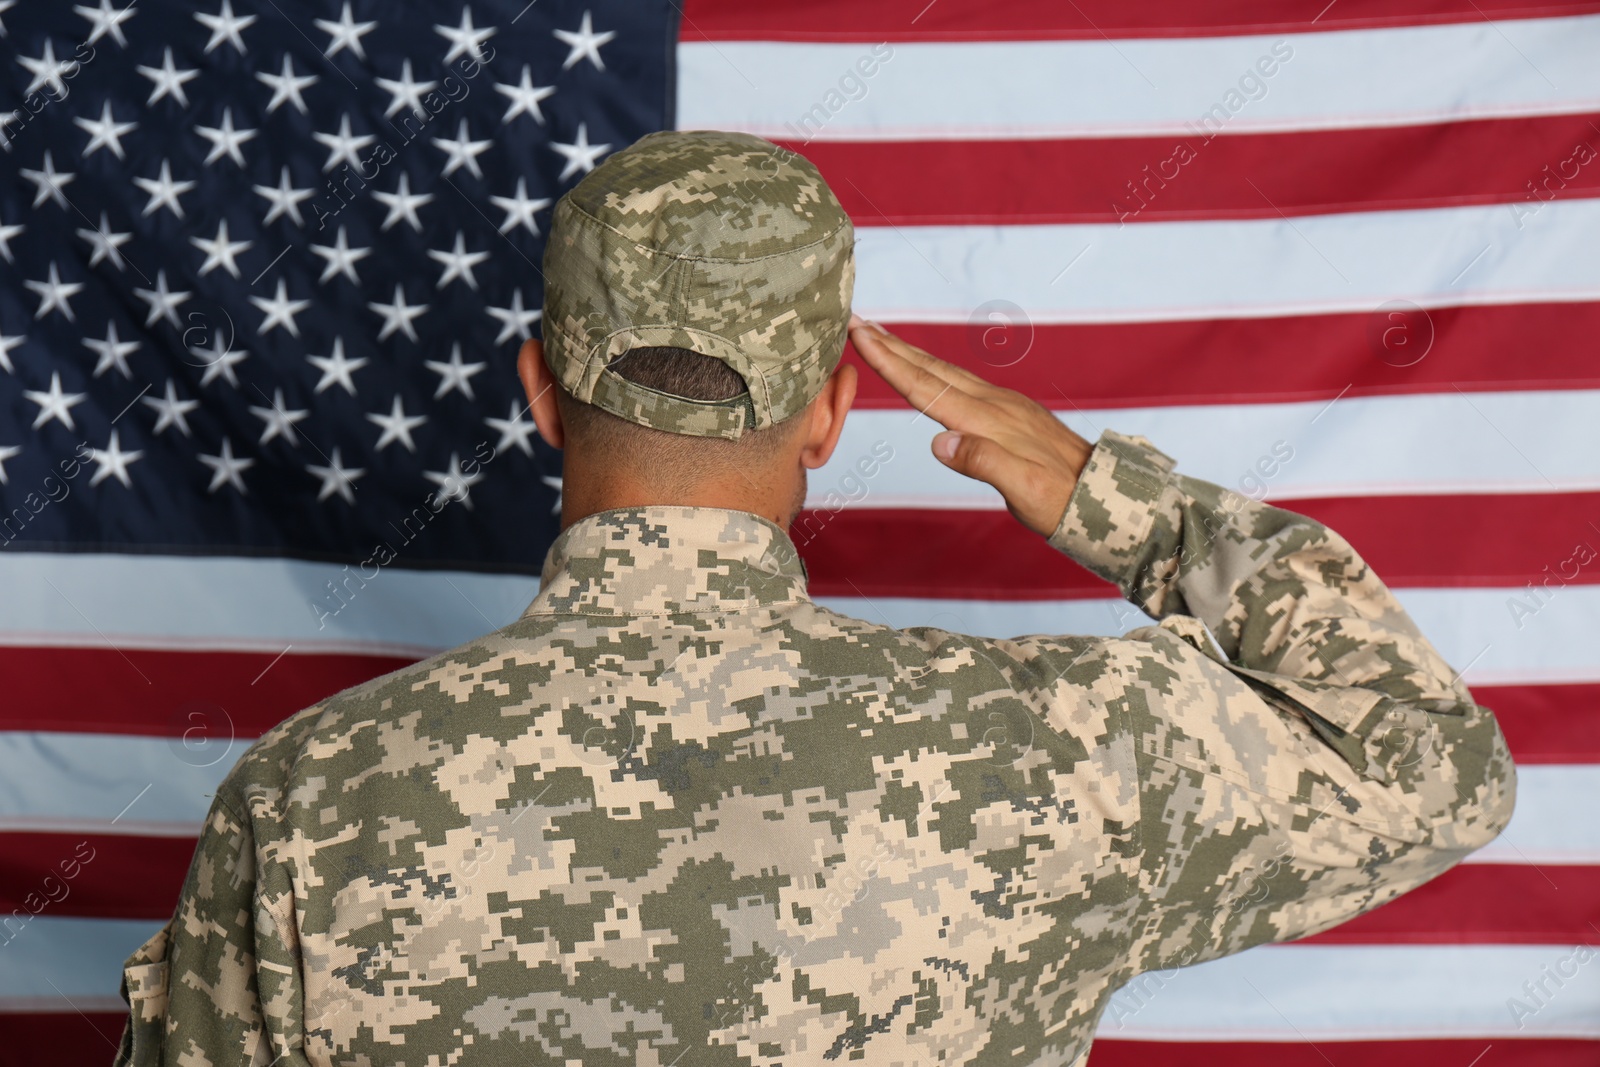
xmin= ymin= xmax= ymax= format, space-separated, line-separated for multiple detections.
xmin=3 ymin=0 xmax=1599 ymax=1063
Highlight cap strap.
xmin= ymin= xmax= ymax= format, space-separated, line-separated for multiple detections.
xmin=588 ymin=369 xmax=760 ymax=440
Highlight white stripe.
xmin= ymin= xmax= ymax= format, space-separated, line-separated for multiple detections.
xmin=1461 ymin=765 xmax=1600 ymax=867
xmin=1 ymin=724 xmax=1591 ymax=860
xmin=818 ymin=392 xmax=1600 ymax=503
xmin=0 ymin=915 xmax=153 ymax=1013
xmin=680 ymin=16 xmax=1600 ymax=140
xmin=847 ymin=201 xmax=1600 ymax=325
xmin=1097 ymin=943 xmax=1600 ymax=1039
xmin=3 ymin=557 xmax=1599 ymax=683
xmin=4 ymin=917 xmax=1595 ymax=1038
xmin=0 ymin=551 xmax=537 ymax=658
xmin=0 ymin=732 xmax=235 ymax=837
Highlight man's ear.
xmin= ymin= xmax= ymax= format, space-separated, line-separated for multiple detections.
xmin=799 ymin=360 xmax=858 ymax=471
xmin=517 ymin=338 xmax=564 ymax=450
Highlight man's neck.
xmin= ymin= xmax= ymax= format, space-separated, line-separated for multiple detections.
xmin=557 ymin=467 xmax=800 ymax=535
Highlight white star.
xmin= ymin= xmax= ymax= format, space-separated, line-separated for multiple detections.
xmin=495 ymin=65 xmax=555 ymax=125
xmin=489 ymin=177 xmax=550 ymax=236
xmin=20 ymin=151 xmax=75 ymax=209
xmin=424 ymin=452 xmax=486 ymax=509
xmin=0 ymin=217 xmax=21 ymax=263
xmin=428 ymin=231 xmax=489 ymax=290
xmin=18 ymin=40 xmax=73 ymax=97
xmin=250 ymin=278 xmax=311 ymax=338
xmin=313 ymin=113 xmax=375 ymax=173
xmin=0 ymin=0 xmax=13 ymax=38
xmin=425 ymin=342 xmax=487 ymax=399
xmin=256 ymin=54 xmax=319 ymax=115
xmin=25 ymin=262 xmax=83 ymax=321
xmin=191 ymin=218 xmax=253 ymax=279
xmin=198 ymin=437 xmax=254 ymax=494
xmin=435 ymin=6 xmax=496 ymax=64
xmin=83 ymin=321 xmax=139 ymax=379
xmin=253 ymin=165 xmax=314 ymax=226
xmin=0 ymin=444 xmax=19 ymax=486
xmin=431 ymin=118 xmax=491 ymax=179
xmin=88 ymin=428 xmax=143 ymax=488
xmin=485 ymin=401 xmax=538 ymax=456
xmin=374 ymin=59 xmax=435 ymax=119
xmin=367 ymin=284 xmax=429 ymax=343
xmin=315 ymin=2 xmax=377 ymax=60
xmin=540 ymin=474 xmax=563 ymax=513
xmin=307 ymin=337 xmax=367 ymax=394
xmin=74 ymin=211 xmax=131 ymax=270
xmin=23 ymin=371 xmax=87 ymax=430
xmin=134 ymin=270 xmax=191 ymax=329
xmin=553 ymin=11 xmax=615 ymax=71
xmin=74 ymin=100 xmax=137 ymax=159
xmin=248 ymin=386 xmax=309 ymax=446
xmin=0 ymin=331 xmax=23 ymax=373
xmin=306 ymin=447 xmax=365 ymax=504
xmin=193 ymin=331 xmax=249 ymax=388
xmin=196 ymin=108 xmax=258 ymax=168
xmin=367 ymin=394 xmax=427 ymax=452
xmin=551 ymin=122 xmax=610 ymax=181
xmin=142 ymin=380 xmax=199 ymax=436
xmin=373 ymin=172 xmax=433 ymax=232
xmin=136 ymin=47 xmax=199 ymax=107
xmin=133 ymin=160 xmax=195 ymax=218
xmin=486 ymin=288 xmax=540 ymax=344
xmin=74 ymin=0 xmax=136 ymax=47
xmin=195 ymin=0 xmax=257 ymax=55
xmin=310 ymin=225 xmax=370 ymax=284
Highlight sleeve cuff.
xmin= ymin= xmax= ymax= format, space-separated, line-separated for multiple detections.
xmin=1046 ymin=428 xmax=1178 ymax=588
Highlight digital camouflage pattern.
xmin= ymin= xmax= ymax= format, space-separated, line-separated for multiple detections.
xmin=541 ymin=130 xmax=855 ymax=439
xmin=116 ymin=428 xmax=1515 ymax=1066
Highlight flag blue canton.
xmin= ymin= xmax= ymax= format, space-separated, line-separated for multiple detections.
xmin=0 ymin=0 xmax=677 ymax=572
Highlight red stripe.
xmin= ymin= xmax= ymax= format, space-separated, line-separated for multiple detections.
xmin=681 ymin=0 xmax=1600 ymax=41
xmin=797 ymin=496 xmax=1600 ymax=598
xmin=1475 ymin=683 xmax=1600 ymax=764
xmin=0 ymin=833 xmax=192 ymax=921
xmin=1088 ymin=1039 xmax=1597 ymax=1067
xmin=786 ymin=115 xmax=1600 ymax=225
xmin=0 ymin=647 xmax=415 ymax=736
xmin=839 ymin=304 xmax=1600 ymax=411
xmin=0 ymin=1015 xmax=126 ymax=1067
xmin=1299 ymin=864 xmax=1600 ymax=944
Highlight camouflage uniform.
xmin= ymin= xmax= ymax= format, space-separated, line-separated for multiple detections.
xmin=115 ymin=427 xmax=1515 ymax=1066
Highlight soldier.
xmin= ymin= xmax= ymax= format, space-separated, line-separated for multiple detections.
xmin=116 ymin=130 xmax=1515 ymax=1066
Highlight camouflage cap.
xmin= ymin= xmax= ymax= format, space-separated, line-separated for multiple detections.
xmin=541 ymin=129 xmax=856 ymax=439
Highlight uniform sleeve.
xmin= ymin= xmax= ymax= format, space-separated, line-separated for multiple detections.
xmin=114 ymin=786 xmax=298 ymax=1067
xmin=1045 ymin=428 xmax=1517 ymax=973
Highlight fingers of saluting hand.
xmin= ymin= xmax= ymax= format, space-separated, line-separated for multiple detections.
xmin=847 ymin=318 xmax=983 ymax=428
xmin=844 ymin=314 xmax=1095 ymax=538
xmin=849 ymin=315 xmax=993 ymax=391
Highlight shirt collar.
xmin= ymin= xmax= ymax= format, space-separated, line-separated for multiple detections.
xmin=526 ymin=506 xmax=810 ymax=616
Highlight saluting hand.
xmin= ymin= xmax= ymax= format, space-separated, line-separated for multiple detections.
xmin=847 ymin=315 xmax=1095 ymax=539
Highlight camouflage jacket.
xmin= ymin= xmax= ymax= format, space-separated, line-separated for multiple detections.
xmin=116 ymin=429 xmax=1516 ymax=1066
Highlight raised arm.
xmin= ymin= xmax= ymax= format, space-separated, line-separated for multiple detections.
xmin=847 ymin=318 xmax=1516 ymax=972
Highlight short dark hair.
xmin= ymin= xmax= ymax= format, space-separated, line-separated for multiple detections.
xmin=606 ymin=346 xmax=748 ymax=401
xmin=554 ymin=346 xmax=805 ymax=480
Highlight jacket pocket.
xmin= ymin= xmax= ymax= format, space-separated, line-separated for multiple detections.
xmin=115 ymin=921 xmax=172 ymax=1066
xmin=1147 ymin=613 xmax=1417 ymax=783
